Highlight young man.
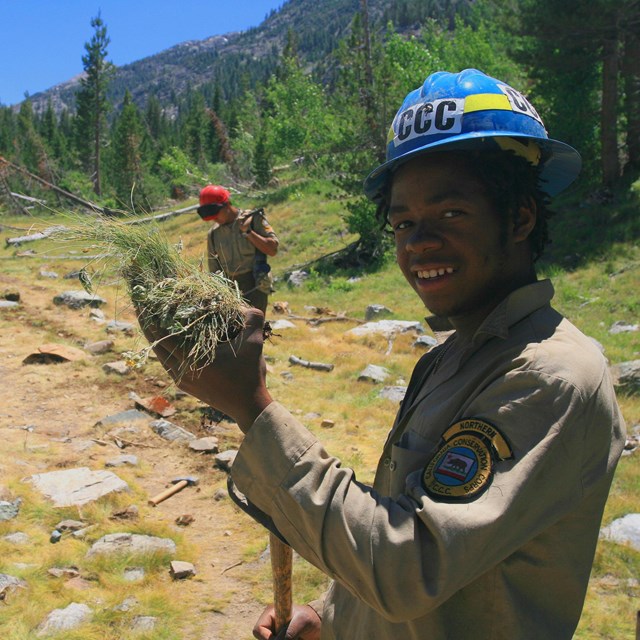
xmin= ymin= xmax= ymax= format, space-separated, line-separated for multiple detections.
xmin=198 ymin=184 xmax=279 ymax=314
xmin=145 ymin=70 xmax=625 ymax=639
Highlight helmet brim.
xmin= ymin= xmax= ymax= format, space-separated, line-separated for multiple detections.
xmin=363 ymin=132 xmax=582 ymax=202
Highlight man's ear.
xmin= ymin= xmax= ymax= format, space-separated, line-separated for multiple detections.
xmin=512 ymin=199 xmax=537 ymax=243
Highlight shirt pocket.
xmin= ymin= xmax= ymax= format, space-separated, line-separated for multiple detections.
xmin=389 ymin=434 xmax=440 ymax=498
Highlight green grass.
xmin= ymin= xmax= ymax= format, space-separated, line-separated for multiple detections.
xmin=1 ymin=175 xmax=639 ymax=638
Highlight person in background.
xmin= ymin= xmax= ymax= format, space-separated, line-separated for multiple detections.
xmin=197 ymin=184 xmax=279 ymax=314
xmin=145 ymin=69 xmax=625 ymax=640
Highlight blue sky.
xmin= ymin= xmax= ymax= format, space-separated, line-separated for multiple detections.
xmin=1 ymin=0 xmax=285 ymax=106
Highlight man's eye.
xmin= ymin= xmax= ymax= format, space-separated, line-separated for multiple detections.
xmin=391 ymin=220 xmax=412 ymax=231
xmin=443 ymin=210 xmax=463 ymax=219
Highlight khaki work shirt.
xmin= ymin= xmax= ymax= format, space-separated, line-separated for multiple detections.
xmin=207 ymin=210 xmax=277 ymax=278
xmin=232 ymin=280 xmax=625 ymax=639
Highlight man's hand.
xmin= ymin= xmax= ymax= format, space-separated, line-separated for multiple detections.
xmin=239 ymin=211 xmax=253 ymax=234
xmin=138 ymin=307 xmax=273 ymax=433
xmin=253 ymin=604 xmax=321 ymax=640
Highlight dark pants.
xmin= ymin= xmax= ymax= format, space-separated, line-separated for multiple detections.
xmin=234 ymin=271 xmax=268 ymax=315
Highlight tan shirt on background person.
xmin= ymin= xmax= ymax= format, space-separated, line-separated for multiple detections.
xmin=207 ymin=210 xmax=277 ymax=277
xmin=232 ymin=280 xmax=625 ymax=640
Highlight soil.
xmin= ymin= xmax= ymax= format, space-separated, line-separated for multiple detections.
xmin=0 ymin=270 xmax=271 ymax=640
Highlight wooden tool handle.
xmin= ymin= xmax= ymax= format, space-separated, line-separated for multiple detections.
xmin=270 ymin=532 xmax=293 ymax=632
xmin=148 ymin=479 xmax=187 ymax=507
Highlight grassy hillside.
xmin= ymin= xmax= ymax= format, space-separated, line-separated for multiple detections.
xmin=0 ymin=173 xmax=638 ymax=638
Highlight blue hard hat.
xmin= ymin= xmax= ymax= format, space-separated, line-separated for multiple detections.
xmin=363 ymin=68 xmax=582 ymax=201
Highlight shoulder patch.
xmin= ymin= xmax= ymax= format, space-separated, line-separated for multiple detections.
xmin=422 ymin=419 xmax=513 ymax=501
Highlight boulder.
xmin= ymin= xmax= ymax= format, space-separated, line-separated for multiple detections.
xmin=85 ymin=339 xmax=113 ymax=354
xmin=36 ymin=602 xmax=92 ymax=636
xmin=149 ymin=419 xmax=195 ymax=443
xmin=357 ymin=364 xmax=390 ymax=384
xmin=0 ymin=498 xmax=22 ymax=521
xmin=0 ymin=572 xmax=27 ymax=597
xmin=123 ymin=567 xmax=145 ymax=582
xmin=378 ymin=386 xmax=407 ymax=403
xmin=610 ymin=360 xmax=640 ymax=394
xmin=53 ymin=290 xmax=106 ymax=309
xmin=169 ymin=560 xmax=196 ymax=580
xmin=105 ymin=454 xmax=138 ymax=467
xmin=188 ymin=437 xmax=219 ymax=453
xmin=30 ymin=467 xmax=129 ymax=507
xmin=364 ymin=304 xmax=393 ymax=321
xmin=288 ymin=270 xmax=308 ymax=287
xmin=414 ymin=335 xmax=438 ymax=349
xmin=23 ymin=343 xmax=86 ymax=364
xmin=105 ymin=320 xmax=135 ymax=335
xmin=348 ymin=320 xmax=423 ymax=338
xmin=214 ymin=450 xmax=238 ymax=471
xmin=131 ymin=616 xmax=157 ymax=632
xmin=3 ymin=532 xmax=30 ymax=545
xmin=95 ymin=409 xmax=151 ymax=428
xmin=600 ymin=513 xmax=640 ymax=551
xmin=103 ymin=361 xmax=131 ymax=375
xmin=270 ymin=319 xmax=297 ymax=330
xmin=86 ymin=533 xmax=176 ymax=557
xmin=609 ymin=321 xmax=639 ymax=334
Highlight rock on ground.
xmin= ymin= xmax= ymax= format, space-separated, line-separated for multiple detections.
xmin=86 ymin=532 xmax=176 ymax=557
xmin=0 ymin=498 xmax=22 ymax=521
xmin=30 ymin=467 xmax=129 ymax=507
xmin=36 ymin=602 xmax=92 ymax=636
xmin=348 ymin=319 xmax=423 ymax=338
xmin=53 ymin=290 xmax=106 ymax=309
xmin=378 ymin=386 xmax=407 ymax=403
xmin=600 ymin=513 xmax=640 ymax=551
xmin=358 ymin=364 xmax=390 ymax=383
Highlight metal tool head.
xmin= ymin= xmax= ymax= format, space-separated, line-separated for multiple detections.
xmin=172 ymin=476 xmax=199 ymax=486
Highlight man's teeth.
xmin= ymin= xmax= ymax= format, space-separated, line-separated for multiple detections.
xmin=417 ymin=267 xmax=454 ymax=279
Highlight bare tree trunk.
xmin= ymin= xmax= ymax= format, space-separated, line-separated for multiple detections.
xmin=623 ymin=28 xmax=640 ymax=173
xmin=359 ymin=0 xmax=378 ymax=141
xmin=601 ymin=35 xmax=620 ymax=188
xmin=93 ymin=85 xmax=102 ymax=196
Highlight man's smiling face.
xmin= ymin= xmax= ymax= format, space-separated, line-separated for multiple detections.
xmin=388 ymin=152 xmax=535 ymax=333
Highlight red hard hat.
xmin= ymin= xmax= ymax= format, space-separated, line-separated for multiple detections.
xmin=199 ymin=185 xmax=230 ymax=206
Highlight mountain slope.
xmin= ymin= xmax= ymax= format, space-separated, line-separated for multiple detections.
xmin=27 ymin=0 xmax=470 ymax=116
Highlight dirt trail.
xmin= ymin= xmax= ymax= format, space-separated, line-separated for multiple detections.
xmin=0 ymin=272 xmax=269 ymax=640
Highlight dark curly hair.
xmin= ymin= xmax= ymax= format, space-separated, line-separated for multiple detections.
xmin=375 ymin=149 xmax=555 ymax=262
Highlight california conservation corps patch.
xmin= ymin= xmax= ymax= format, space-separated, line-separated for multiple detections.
xmin=422 ymin=419 xmax=513 ymax=501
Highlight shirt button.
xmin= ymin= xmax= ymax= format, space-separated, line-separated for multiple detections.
xmin=383 ymin=457 xmax=390 ymax=468
xmin=389 ymin=461 xmax=397 ymax=471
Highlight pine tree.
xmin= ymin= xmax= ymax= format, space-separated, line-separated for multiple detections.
xmin=40 ymin=100 xmax=68 ymax=164
xmin=253 ymin=127 xmax=272 ymax=187
xmin=0 ymin=107 xmax=17 ymax=156
xmin=182 ymin=92 xmax=208 ymax=166
xmin=74 ymin=12 xmax=115 ymax=195
xmin=516 ymin=0 xmax=640 ymax=187
xmin=108 ymin=91 xmax=146 ymax=209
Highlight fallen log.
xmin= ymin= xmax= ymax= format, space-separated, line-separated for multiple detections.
xmin=6 ymin=225 xmax=66 ymax=246
xmin=289 ymin=355 xmax=334 ymax=372
xmin=123 ymin=204 xmax=199 ymax=225
xmin=10 ymin=192 xmax=47 ymax=205
xmin=286 ymin=314 xmax=364 ymax=326
xmin=0 ymin=155 xmax=118 ymax=214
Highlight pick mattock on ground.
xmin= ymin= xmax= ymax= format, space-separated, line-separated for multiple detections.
xmin=148 ymin=476 xmax=200 ymax=507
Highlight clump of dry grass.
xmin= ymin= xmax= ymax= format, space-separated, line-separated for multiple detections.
xmin=61 ymin=215 xmax=246 ymax=376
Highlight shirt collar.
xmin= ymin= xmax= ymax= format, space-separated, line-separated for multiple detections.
xmin=426 ymin=279 xmax=555 ymax=345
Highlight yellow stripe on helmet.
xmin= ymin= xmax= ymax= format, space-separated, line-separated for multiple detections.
xmin=463 ymin=93 xmax=512 ymax=114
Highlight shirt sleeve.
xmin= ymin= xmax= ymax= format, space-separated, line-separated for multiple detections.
xmin=207 ymin=227 xmax=222 ymax=273
xmin=253 ymin=211 xmax=278 ymax=241
xmin=231 ymin=361 xmax=622 ymax=623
